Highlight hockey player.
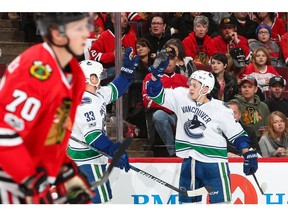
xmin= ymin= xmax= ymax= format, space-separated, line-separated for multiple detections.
xmin=0 ymin=13 xmax=95 ymax=204
xmin=146 ymin=51 xmax=258 ymax=204
xmin=67 ymin=47 xmax=139 ymax=203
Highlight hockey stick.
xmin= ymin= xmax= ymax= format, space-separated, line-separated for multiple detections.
xmin=70 ymin=136 xmax=212 ymax=197
xmin=54 ymin=137 xmax=132 ymax=204
xmin=252 ymin=173 xmax=267 ymax=195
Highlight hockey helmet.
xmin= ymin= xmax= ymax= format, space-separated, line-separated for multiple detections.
xmin=35 ymin=13 xmax=91 ymax=37
xmin=79 ymin=60 xmax=104 ymax=87
xmin=189 ymin=70 xmax=215 ymax=94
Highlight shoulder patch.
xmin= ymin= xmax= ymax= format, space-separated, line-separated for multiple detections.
xmin=81 ymin=97 xmax=92 ymax=105
xmin=30 ymin=61 xmax=52 ymax=81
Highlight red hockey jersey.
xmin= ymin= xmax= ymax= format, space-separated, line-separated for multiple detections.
xmin=0 ymin=43 xmax=86 ymax=183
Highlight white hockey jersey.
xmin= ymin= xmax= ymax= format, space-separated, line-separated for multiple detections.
xmin=67 ymin=85 xmax=117 ymax=166
xmin=150 ymin=87 xmax=247 ymax=163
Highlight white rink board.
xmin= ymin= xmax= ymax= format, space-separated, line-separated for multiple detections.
xmin=109 ymin=158 xmax=288 ymax=204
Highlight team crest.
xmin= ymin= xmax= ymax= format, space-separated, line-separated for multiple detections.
xmin=184 ymin=115 xmax=206 ymax=138
xmin=30 ymin=61 xmax=52 ymax=81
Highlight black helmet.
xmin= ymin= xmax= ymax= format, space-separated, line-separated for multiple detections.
xmin=35 ymin=13 xmax=90 ymax=36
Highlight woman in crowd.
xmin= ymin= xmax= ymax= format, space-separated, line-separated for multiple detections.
xmin=259 ymin=111 xmax=288 ymax=157
xmin=210 ymin=52 xmax=239 ymax=102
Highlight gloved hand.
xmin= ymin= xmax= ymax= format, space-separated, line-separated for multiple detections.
xmin=19 ymin=168 xmax=53 ymax=204
xmin=54 ymin=162 xmax=95 ymax=204
xmin=107 ymin=142 xmax=130 ymax=172
xmin=148 ymin=48 xmax=169 ymax=80
xmin=243 ymin=150 xmax=258 ymax=175
xmin=120 ymin=47 xmax=140 ymax=80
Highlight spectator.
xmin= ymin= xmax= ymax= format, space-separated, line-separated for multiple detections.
xmin=230 ymin=12 xmax=259 ymax=40
xmin=213 ymin=16 xmax=251 ymax=63
xmin=164 ymin=38 xmax=196 ymax=77
xmin=144 ymin=13 xmax=172 ymax=59
xmin=264 ymin=76 xmax=288 ymax=117
xmin=182 ymin=15 xmax=216 ymax=66
xmin=142 ymin=47 xmax=188 ymax=156
xmin=240 ymin=47 xmax=281 ymax=94
xmin=231 ymin=76 xmax=270 ymax=140
xmin=89 ymin=12 xmax=137 ymax=81
xmin=227 ymin=100 xmax=262 ymax=157
xmin=259 ymin=111 xmax=288 ymax=157
xmin=255 ymin=12 xmax=286 ymax=45
xmin=174 ymin=12 xmax=219 ymax=40
xmin=126 ymin=38 xmax=154 ymax=138
xmin=249 ymin=23 xmax=283 ymax=67
xmin=210 ymin=52 xmax=239 ymax=102
xmin=280 ymin=32 xmax=288 ymax=67
xmin=226 ymin=48 xmax=246 ymax=84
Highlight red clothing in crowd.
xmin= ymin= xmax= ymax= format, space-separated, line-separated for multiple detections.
xmin=280 ymin=33 xmax=288 ymax=64
xmin=142 ymin=72 xmax=188 ymax=114
xmin=182 ymin=32 xmax=216 ymax=66
xmin=213 ymin=34 xmax=251 ymax=61
xmin=89 ymin=28 xmax=137 ymax=68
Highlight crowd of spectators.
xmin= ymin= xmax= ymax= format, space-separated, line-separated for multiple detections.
xmin=2 ymin=12 xmax=288 ymax=158
xmin=85 ymin=12 xmax=288 ymax=158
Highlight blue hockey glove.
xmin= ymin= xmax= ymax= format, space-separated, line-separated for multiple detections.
xmin=148 ymin=48 xmax=169 ymax=80
xmin=243 ymin=150 xmax=258 ymax=175
xmin=107 ymin=142 xmax=130 ymax=172
xmin=120 ymin=47 xmax=140 ymax=80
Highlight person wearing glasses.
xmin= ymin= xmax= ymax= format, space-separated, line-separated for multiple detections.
xmin=249 ymin=23 xmax=284 ymax=67
xmin=144 ymin=14 xmax=172 ymax=59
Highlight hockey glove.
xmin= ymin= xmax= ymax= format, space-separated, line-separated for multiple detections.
xmin=54 ymin=162 xmax=95 ymax=204
xmin=107 ymin=142 xmax=130 ymax=172
xmin=120 ymin=47 xmax=140 ymax=80
xmin=243 ymin=150 xmax=258 ymax=175
xmin=148 ymin=48 xmax=169 ymax=80
xmin=19 ymin=168 xmax=53 ymax=204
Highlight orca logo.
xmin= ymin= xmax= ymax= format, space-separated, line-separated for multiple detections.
xmin=184 ymin=115 xmax=206 ymax=138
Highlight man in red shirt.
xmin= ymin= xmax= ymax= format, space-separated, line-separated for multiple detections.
xmin=213 ymin=16 xmax=251 ymax=64
xmin=89 ymin=12 xmax=137 ymax=80
xmin=0 ymin=13 xmax=94 ymax=204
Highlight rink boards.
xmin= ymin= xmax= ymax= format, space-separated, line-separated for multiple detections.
xmin=109 ymin=157 xmax=288 ymax=204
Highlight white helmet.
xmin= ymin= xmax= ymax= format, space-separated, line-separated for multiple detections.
xmin=189 ymin=70 xmax=215 ymax=94
xmin=79 ymin=60 xmax=104 ymax=87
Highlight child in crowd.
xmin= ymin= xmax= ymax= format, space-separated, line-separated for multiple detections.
xmin=240 ymin=47 xmax=280 ymax=93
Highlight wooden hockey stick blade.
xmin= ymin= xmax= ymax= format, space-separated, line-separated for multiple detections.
xmin=186 ymin=186 xmax=212 ymax=197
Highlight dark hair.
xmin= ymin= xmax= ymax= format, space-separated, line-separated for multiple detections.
xmin=164 ymin=38 xmax=187 ymax=61
xmin=136 ymin=37 xmax=152 ymax=50
xmin=211 ymin=52 xmax=228 ymax=66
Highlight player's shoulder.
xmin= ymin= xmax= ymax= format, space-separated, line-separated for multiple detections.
xmin=211 ymin=98 xmax=231 ymax=110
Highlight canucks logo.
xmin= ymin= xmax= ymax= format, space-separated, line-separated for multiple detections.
xmin=30 ymin=61 xmax=52 ymax=81
xmin=184 ymin=115 xmax=206 ymax=138
xmin=81 ymin=97 xmax=92 ymax=105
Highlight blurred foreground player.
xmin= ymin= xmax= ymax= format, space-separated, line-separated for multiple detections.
xmin=0 ymin=13 xmax=95 ymax=204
